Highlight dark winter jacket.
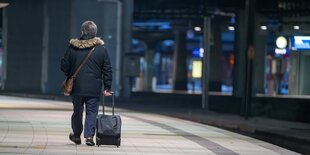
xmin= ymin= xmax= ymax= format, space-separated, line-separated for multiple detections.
xmin=60 ymin=35 xmax=112 ymax=97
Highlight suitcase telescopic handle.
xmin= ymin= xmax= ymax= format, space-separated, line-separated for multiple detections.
xmin=101 ymin=91 xmax=115 ymax=115
xmin=110 ymin=91 xmax=115 ymax=116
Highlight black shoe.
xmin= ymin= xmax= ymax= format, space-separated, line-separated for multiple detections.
xmin=69 ymin=133 xmax=81 ymax=145
xmin=85 ymin=137 xmax=95 ymax=146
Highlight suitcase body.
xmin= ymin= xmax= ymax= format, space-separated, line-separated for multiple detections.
xmin=96 ymin=92 xmax=122 ymax=147
xmin=96 ymin=114 xmax=121 ymax=147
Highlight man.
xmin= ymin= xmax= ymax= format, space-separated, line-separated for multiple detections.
xmin=60 ymin=21 xmax=112 ymax=146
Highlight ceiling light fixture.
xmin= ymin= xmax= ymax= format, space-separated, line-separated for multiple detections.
xmin=260 ymin=25 xmax=267 ymax=30
xmin=228 ymin=26 xmax=235 ymax=31
xmin=293 ymin=25 xmax=300 ymax=30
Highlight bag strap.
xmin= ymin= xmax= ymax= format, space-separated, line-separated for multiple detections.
xmin=72 ymin=47 xmax=95 ymax=78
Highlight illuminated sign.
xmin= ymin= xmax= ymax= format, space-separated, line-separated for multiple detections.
xmin=192 ymin=60 xmax=202 ymax=78
xmin=276 ymin=36 xmax=288 ymax=49
xmin=275 ymin=48 xmax=287 ymax=55
xmin=292 ymin=36 xmax=310 ymax=50
xmin=192 ymin=48 xmax=204 ymax=58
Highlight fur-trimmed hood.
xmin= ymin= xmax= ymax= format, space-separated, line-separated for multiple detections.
xmin=70 ymin=37 xmax=104 ymax=49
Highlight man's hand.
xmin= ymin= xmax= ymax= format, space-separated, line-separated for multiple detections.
xmin=104 ymin=90 xmax=112 ymax=96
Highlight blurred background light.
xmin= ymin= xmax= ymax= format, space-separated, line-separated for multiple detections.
xmin=228 ymin=26 xmax=235 ymax=31
xmin=293 ymin=25 xmax=300 ymax=30
xmin=260 ymin=25 xmax=267 ymax=30
xmin=194 ymin=27 xmax=201 ymax=32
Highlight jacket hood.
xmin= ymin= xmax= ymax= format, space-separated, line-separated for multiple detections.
xmin=70 ymin=37 xmax=104 ymax=49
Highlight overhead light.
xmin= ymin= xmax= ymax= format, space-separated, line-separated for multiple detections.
xmin=0 ymin=3 xmax=9 ymax=8
xmin=194 ymin=27 xmax=201 ymax=32
xmin=228 ymin=26 xmax=235 ymax=31
xmin=260 ymin=25 xmax=267 ymax=30
xmin=293 ymin=25 xmax=300 ymax=30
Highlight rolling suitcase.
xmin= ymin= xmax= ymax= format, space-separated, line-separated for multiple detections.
xmin=96 ymin=92 xmax=122 ymax=147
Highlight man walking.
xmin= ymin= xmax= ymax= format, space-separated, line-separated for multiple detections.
xmin=60 ymin=21 xmax=112 ymax=146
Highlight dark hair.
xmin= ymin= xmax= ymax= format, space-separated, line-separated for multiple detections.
xmin=81 ymin=21 xmax=97 ymax=36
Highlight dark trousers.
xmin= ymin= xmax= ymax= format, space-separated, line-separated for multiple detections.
xmin=71 ymin=96 xmax=99 ymax=138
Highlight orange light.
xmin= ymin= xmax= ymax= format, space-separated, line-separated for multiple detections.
xmin=229 ymin=54 xmax=234 ymax=65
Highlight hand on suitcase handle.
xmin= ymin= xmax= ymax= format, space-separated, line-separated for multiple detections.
xmin=104 ymin=90 xmax=114 ymax=96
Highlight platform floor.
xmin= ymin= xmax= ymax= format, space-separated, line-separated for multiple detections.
xmin=0 ymin=95 xmax=299 ymax=155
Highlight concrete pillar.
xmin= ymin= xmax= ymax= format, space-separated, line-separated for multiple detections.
xmin=143 ymin=48 xmax=154 ymax=91
xmin=233 ymin=10 xmax=247 ymax=98
xmin=253 ymin=14 xmax=268 ymax=94
xmin=1 ymin=4 xmax=8 ymax=90
xmin=300 ymin=53 xmax=310 ymax=95
xmin=288 ymin=52 xmax=300 ymax=95
xmin=43 ymin=0 xmax=71 ymax=94
xmin=121 ymin=0 xmax=134 ymax=97
xmin=172 ymin=31 xmax=187 ymax=91
xmin=233 ymin=12 xmax=266 ymax=97
xmin=209 ymin=19 xmax=223 ymax=91
xmin=3 ymin=0 xmax=44 ymax=93
xmin=243 ymin=0 xmax=256 ymax=119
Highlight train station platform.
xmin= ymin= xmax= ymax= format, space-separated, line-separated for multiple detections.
xmin=0 ymin=95 xmax=304 ymax=155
